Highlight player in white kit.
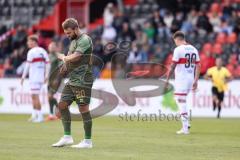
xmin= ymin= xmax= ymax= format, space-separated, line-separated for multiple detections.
xmin=21 ymin=35 xmax=50 ymax=123
xmin=166 ymin=31 xmax=200 ymax=134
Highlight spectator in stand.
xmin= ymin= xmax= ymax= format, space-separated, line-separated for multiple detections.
xmin=12 ymin=25 xmax=27 ymax=49
xmin=151 ymin=10 xmax=165 ymax=41
xmin=171 ymin=11 xmax=184 ymax=33
xmin=157 ymin=22 xmax=171 ymax=42
xmin=222 ymin=0 xmax=234 ymax=19
xmin=138 ymin=44 xmax=149 ymax=63
xmin=127 ymin=42 xmax=139 ymax=63
xmin=135 ymin=29 xmax=148 ymax=46
xmin=101 ymin=25 xmax=117 ymax=44
xmin=218 ymin=18 xmax=233 ymax=34
xmin=151 ymin=10 xmax=164 ymax=31
xmin=181 ymin=8 xmax=197 ymax=33
xmin=0 ymin=43 xmax=5 ymax=59
xmin=233 ymin=16 xmax=240 ymax=35
xmin=208 ymin=3 xmax=221 ymax=33
xmin=117 ymin=22 xmax=136 ymax=42
xmin=196 ymin=9 xmax=213 ymax=33
xmin=127 ymin=42 xmax=148 ymax=63
xmin=187 ymin=8 xmax=198 ymax=27
xmin=0 ymin=25 xmax=7 ymax=35
xmin=3 ymin=58 xmax=14 ymax=77
xmin=103 ymin=3 xmax=115 ymax=26
xmin=143 ymin=21 xmax=155 ymax=45
xmin=112 ymin=11 xmax=129 ymax=32
xmin=163 ymin=10 xmax=174 ymax=28
xmin=9 ymin=49 xmax=22 ymax=70
xmin=79 ymin=21 xmax=87 ymax=33
xmin=152 ymin=45 xmax=167 ymax=63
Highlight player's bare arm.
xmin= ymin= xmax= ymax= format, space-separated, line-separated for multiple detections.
xmin=166 ymin=63 xmax=177 ymax=82
xmin=165 ymin=63 xmax=177 ymax=89
xmin=21 ymin=62 xmax=30 ymax=85
xmin=57 ymin=52 xmax=82 ymax=77
xmin=225 ymin=75 xmax=233 ymax=83
xmin=57 ymin=51 xmax=82 ymax=63
xmin=44 ymin=62 xmax=50 ymax=83
xmin=193 ymin=63 xmax=201 ymax=90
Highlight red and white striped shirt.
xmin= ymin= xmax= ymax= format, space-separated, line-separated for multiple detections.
xmin=172 ymin=44 xmax=200 ymax=82
xmin=26 ymin=47 xmax=49 ymax=83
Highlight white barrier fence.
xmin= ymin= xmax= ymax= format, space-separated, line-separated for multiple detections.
xmin=0 ymin=79 xmax=239 ymax=117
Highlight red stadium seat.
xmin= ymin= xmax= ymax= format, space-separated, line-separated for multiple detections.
xmin=233 ymin=66 xmax=240 ymax=78
xmin=152 ymin=64 xmax=167 ymax=78
xmin=143 ymin=64 xmax=152 ymax=78
xmin=227 ymin=32 xmax=237 ymax=44
xmin=202 ymin=43 xmax=213 ymax=54
xmin=229 ymin=54 xmax=238 ymax=65
xmin=0 ymin=64 xmax=4 ymax=78
xmin=132 ymin=64 xmax=142 ymax=72
xmin=226 ymin=64 xmax=234 ymax=76
xmin=210 ymin=3 xmax=221 ymax=13
xmin=164 ymin=54 xmax=173 ymax=66
xmin=200 ymin=53 xmax=208 ymax=74
xmin=216 ymin=32 xmax=227 ymax=44
xmin=212 ymin=43 xmax=223 ymax=55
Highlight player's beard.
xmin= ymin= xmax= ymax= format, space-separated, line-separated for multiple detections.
xmin=70 ymin=33 xmax=78 ymax=40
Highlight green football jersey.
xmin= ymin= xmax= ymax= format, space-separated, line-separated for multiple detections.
xmin=67 ymin=33 xmax=93 ymax=86
xmin=49 ymin=52 xmax=60 ymax=74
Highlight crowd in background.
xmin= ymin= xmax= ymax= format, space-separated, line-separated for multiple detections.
xmin=0 ymin=0 xmax=239 ymax=78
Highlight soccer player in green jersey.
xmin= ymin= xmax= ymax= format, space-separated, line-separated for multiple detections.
xmin=52 ymin=18 xmax=94 ymax=148
xmin=46 ymin=42 xmax=61 ymax=121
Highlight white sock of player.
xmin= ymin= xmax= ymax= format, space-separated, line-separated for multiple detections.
xmin=36 ymin=109 xmax=43 ymax=120
xmin=181 ymin=111 xmax=189 ymax=132
xmin=32 ymin=109 xmax=37 ymax=119
xmin=175 ymin=95 xmax=189 ymax=132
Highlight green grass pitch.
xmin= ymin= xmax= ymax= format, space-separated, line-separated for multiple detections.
xmin=0 ymin=114 xmax=240 ymax=160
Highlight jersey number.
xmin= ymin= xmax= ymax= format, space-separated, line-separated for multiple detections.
xmin=185 ymin=53 xmax=196 ymax=68
xmin=39 ymin=53 xmax=45 ymax=65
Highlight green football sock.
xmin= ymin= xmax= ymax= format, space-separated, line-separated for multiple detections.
xmin=49 ymin=98 xmax=56 ymax=114
xmin=52 ymin=98 xmax=58 ymax=112
xmin=82 ymin=112 xmax=92 ymax=139
xmin=60 ymin=108 xmax=71 ymax=135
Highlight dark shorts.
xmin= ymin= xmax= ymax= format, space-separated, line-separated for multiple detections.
xmin=212 ymin=86 xmax=224 ymax=102
xmin=60 ymin=84 xmax=92 ymax=106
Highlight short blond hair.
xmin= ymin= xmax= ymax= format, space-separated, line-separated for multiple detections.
xmin=62 ymin=18 xmax=79 ymax=30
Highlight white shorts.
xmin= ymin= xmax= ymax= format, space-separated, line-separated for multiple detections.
xmin=174 ymin=78 xmax=194 ymax=96
xmin=30 ymin=82 xmax=43 ymax=95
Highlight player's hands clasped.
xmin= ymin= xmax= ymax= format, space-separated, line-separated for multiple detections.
xmin=57 ymin=53 xmax=66 ymax=62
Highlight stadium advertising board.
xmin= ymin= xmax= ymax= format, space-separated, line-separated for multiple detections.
xmin=0 ymin=79 xmax=239 ymax=117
